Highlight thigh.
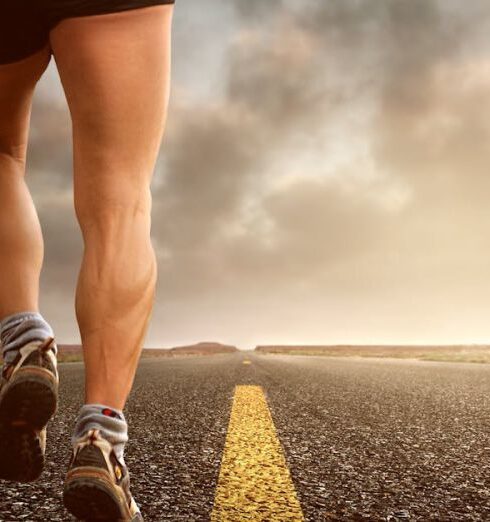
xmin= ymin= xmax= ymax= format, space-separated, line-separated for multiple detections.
xmin=48 ymin=5 xmax=174 ymax=196
xmin=0 ymin=44 xmax=51 ymax=160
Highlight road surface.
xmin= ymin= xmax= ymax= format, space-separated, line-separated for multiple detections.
xmin=1 ymin=353 xmax=490 ymax=521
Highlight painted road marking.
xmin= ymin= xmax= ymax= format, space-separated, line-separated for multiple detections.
xmin=243 ymin=360 xmax=252 ymax=365
xmin=211 ymin=385 xmax=304 ymax=521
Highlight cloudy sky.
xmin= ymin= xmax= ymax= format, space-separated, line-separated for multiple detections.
xmin=28 ymin=0 xmax=490 ymax=349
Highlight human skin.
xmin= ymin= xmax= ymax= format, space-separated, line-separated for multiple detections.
xmin=0 ymin=4 xmax=174 ymax=410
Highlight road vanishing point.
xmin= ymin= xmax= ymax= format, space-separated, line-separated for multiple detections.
xmin=1 ymin=353 xmax=490 ymax=521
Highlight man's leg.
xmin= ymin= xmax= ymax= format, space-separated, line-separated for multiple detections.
xmin=49 ymin=4 xmax=173 ymax=410
xmin=0 ymin=46 xmax=51 ymax=319
xmin=49 ymin=5 xmax=173 ymax=518
xmin=0 ymin=45 xmax=60 ymax=483
xmin=0 ymin=46 xmax=55 ymax=367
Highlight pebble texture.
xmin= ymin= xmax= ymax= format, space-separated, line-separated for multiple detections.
xmin=255 ymin=355 xmax=490 ymax=521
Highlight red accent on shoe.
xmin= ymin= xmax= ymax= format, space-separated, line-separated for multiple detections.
xmin=102 ymin=408 xmax=118 ymax=418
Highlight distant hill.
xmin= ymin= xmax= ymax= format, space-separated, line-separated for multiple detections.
xmin=56 ymin=341 xmax=238 ymax=362
xmin=169 ymin=341 xmax=238 ymax=355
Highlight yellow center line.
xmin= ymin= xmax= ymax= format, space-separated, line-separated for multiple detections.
xmin=211 ymin=385 xmax=304 ymax=521
xmin=243 ymin=360 xmax=252 ymax=365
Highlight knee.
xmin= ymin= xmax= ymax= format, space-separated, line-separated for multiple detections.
xmin=75 ymin=185 xmax=155 ymax=294
xmin=75 ymin=183 xmax=152 ymax=231
xmin=0 ymin=139 xmax=27 ymax=167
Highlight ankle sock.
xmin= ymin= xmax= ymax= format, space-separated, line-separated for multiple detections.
xmin=72 ymin=404 xmax=129 ymax=463
xmin=0 ymin=311 xmax=55 ymax=365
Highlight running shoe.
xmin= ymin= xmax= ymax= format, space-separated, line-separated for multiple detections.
xmin=0 ymin=336 xmax=59 ymax=482
xmin=63 ymin=428 xmax=143 ymax=521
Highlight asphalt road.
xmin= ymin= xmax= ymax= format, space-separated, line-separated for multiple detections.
xmin=1 ymin=353 xmax=490 ymax=521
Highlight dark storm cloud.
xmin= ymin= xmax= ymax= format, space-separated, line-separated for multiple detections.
xmin=151 ymin=5 xmax=340 ymax=295
xmin=151 ymin=0 xmax=490 ymax=344
xmin=154 ymin=1 xmax=455 ymax=287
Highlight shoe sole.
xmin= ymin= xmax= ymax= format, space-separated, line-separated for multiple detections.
xmin=0 ymin=424 xmax=45 ymax=482
xmin=63 ymin=468 xmax=139 ymax=521
xmin=0 ymin=367 xmax=58 ymax=482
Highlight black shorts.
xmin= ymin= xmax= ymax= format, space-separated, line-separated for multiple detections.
xmin=0 ymin=0 xmax=175 ymax=65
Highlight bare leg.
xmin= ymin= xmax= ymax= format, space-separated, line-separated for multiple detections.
xmin=0 ymin=46 xmax=59 ymax=485
xmin=0 ymin=46 xmax=51 ymax=319
xmin=49 ymin=5 xmax=173 ymax=409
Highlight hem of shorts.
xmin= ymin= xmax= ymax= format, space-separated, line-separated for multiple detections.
xmin=48 ymin=0 xmax=175 ymax=30
xmin=0 ymin=41 xmax=51 ymax=66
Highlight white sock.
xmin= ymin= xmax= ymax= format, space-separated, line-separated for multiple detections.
xmin=0 ymin=311 xmax=55 ymax=365
xmin=72 ymin=403 xmax=129 ymax=463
